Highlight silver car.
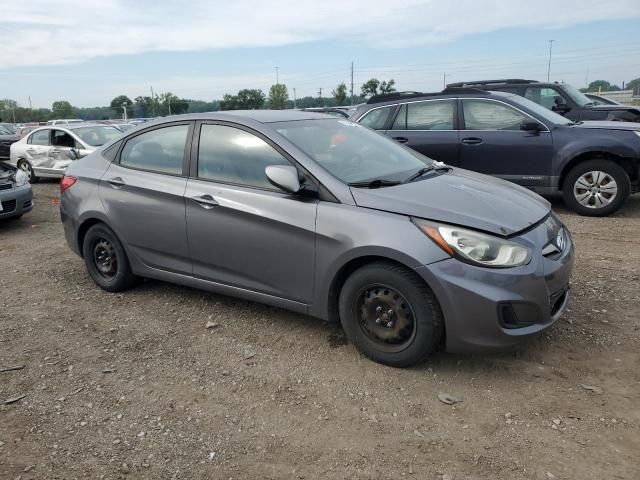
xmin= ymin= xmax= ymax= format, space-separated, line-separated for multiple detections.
xmin=9 ymin=124 xmax=123 ymax=182
xmin=0 ymin=162 xmax=32 ymax=220
xmin=60 ymin=111 xmax=574 ymax=367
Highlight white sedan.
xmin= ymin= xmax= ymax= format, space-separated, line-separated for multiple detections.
xmin=8 ymin=124 xmax=123 ymax=182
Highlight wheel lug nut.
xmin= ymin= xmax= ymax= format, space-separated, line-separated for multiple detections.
xmin=386 ymin=322 xmax=393 ymax=328
xmin=376 ymin=306 xmax=382 ymax=313
xmin=375 ymin=318 xmax=381 ymax=324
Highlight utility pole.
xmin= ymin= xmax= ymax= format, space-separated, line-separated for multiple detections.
xmin=350 ymin=61 xmax=354 ymax=105
xmin=150 ymin=86 xmax=156 ymax=117
xmin=121 ymin=103 xmax=128 ymax=121
xmin=28 ymin=96 xmax=32 ymax=110
xmin=443 ymin=73 xmax=449 ymax=89
xmin=547 ymin=40 xmax=555 ymax=82
xmin=275 ymin=66 xmax=279 ymax=85
xmin=293 ymin=88 xmax=297 ymax=109
xmin=318 ymin=88 xmax=323 ymax=106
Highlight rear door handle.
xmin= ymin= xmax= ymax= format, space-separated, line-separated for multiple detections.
xmin=191 ymin=194 xmax=219 ymax=209
xmin=461 ymin=137 xmax=483 ymax=145
xmin=106 ymin=177 xmax=125 ymax=188
xmin=392 ymin=136 xmax=409 ymax=144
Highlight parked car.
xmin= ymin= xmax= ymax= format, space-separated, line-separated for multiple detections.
xmin=0 ymin=129 xmax=19 ymax=160
xmin=9 ymin=124 xmax=123 ymax=182
xmin=46 ymin=119 xmax=84 ymax=126
xmin=300 ymin=106 xmax=361 ymax=118
xmin=585 ymin=93 xmax=620 ymax=106
xmin=0 ymin=162 xmax=32 ymax=220
xmin=0 ymin=123 xmax=18 ymax=134
xmin=111 ymin=123 xmax=134 ymax=132
xmin=60 ymin=111 xmax=574 ymax=367
xmin=447 ymin=79 xmax=640 ymax=123
xmin=351 ymin=88 xmax=640 ymax=216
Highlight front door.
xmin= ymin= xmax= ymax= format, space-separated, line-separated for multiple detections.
xmin=185 ymin=122 xmax=317 ymax=303
xmin=98 ymin=122 xmax=193 ymax=274
xmin=459 ymin=99 xmax=553 ymax=189
xmin=384 ymin=99 xmax=459 ymax=166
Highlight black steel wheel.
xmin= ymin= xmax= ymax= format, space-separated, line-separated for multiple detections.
xmin=339 ymin=261 xmax=444 ymax=367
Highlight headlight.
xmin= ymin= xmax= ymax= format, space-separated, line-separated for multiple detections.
xmin=13 ymin=169 xmax=29 ymax=187
xmin=413 ymin=218 xmax=531 ymax=268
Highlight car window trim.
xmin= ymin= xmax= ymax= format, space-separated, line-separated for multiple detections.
xmin=190 ymin=119 xmax=334 ymax=200
xmin=115 ymin=121 xmax=195 ymax=178
xmin=460 ymin=97 xmax=550 ymax=132
xmin=386 ymin=98 xmax=459 ymax=132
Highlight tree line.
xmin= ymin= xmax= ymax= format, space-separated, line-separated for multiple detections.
xmin=580 ymin=78 xmax=640 ymax=93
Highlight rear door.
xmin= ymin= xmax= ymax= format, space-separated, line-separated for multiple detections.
xmin=184 ymin=122 xmax=317 ymax=303
xmin=458 ymin=98 xmax=553 ymax=188
xmin=99 ymin=122 xmax=193 ymax=274
xmin=383 ymin=99 xmax=459 ymax=166
xmin=23 ymin=129 xmax=51 ymax=167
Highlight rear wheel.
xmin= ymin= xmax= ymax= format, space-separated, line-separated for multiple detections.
xmin=82 ymin=223 xmax=138 ymax=292
xmin=17 ymin=159 xmax=36 ymax=183
xmin=562 ymin=159 xmax=630 ymax=216
xmin=338 ymin=262 xmax=444 ymax=367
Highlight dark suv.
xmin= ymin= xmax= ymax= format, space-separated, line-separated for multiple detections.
xmin=350 ymin=88 xmax=640 ymax=216
xmin=447 ymin=79 xmax=640 ymax=123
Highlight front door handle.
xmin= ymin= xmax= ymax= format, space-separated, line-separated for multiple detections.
xmin=392 ymin=136 xmax=409 ymax=144
xmin=106 ymin=177 xmax=125 ymax=188
xmin=461 ymin=137 xmax=483 ymax=145
xmin=191 ymin=194 xmax=219 ymax=209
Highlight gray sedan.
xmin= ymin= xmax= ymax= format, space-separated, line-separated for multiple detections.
xmin=0 ymin=162 xmax=32 ymax=220
xmin=60 ymin=111 xmax=574 ymax=367
xmin=9 ymin=124 xmax=123 ymax=182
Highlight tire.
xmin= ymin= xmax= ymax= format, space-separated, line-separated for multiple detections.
xmin=338 ymin=261 xmax=444 ymax=367
xmin=562 ymin=159 xmax=630 ymax=217
xmin=17 ymin=159 xmax=37 ymax=183
xmin=82 ymin=223 xmax=138 ymax=292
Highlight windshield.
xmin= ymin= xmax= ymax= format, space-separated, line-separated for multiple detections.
xmin=275 ymin=119 xmax=431 ymax=184
xmin=72 ymin=126 xmax=122 ymax=146
xmin=506 ymin=94 xmax=572 ymax=125
xmin=562 ymin=84 xmax=594 ymax=107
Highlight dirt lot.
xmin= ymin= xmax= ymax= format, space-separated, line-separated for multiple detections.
xmin=1 ymin=182 xmax=639 ymax=480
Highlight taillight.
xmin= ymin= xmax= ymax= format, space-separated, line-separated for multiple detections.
xmin=60 ymin=175 xmax=77 ymax=194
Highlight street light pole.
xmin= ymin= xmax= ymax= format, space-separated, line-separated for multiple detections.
xmin=275 ymin=66 xmax=279 ymax=85
xmin=547 ymin=40 xmax=555 ymax=82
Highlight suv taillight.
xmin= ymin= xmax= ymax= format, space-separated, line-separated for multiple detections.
xmin=60 ymin=175 xmax=77 ymax=194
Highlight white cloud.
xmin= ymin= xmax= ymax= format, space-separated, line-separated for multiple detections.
xmin=2 ymin=0 xmax=639 ymax=68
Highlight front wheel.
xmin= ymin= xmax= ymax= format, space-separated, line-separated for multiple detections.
xmin=562 ymin=159 xmax=630 ymax=216
xmin=82 ymin=223 xmax=138 ymax=292
xmin=338 ymin=262 xmax=444 ymax=367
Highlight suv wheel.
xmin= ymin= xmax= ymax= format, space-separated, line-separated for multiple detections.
xmin=338 ymin=262 xmax=443 ymax=367
xmin=562 ymin=159 xmax=630 ymax=216
xmin=82 ymin=223 xmax=138 ymax=292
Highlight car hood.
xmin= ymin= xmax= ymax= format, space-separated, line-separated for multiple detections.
xmin=350 ymin=168 xmax=550 ymax=236
xmin=570 ymin=121 xmax=640 ymax=131
xmin=0 ymin=134 xmax=19 ymax=141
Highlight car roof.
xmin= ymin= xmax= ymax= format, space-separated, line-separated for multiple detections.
xmin=143 ymin=110 xmax=334 ymax=126
xmin=359 ymin=89 xmax=514 ymax=108
xmin=65 ymin=123 xmax=118 ymax=130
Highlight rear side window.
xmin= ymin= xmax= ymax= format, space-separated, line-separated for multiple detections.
xmin=197 ymin=124 xmax=290 ymax=189
xmin=102 ymin=140 xmax=122 ymax=162
xmin=120 ymin=125 xmax=189 ymax=175
xmin=358 ymin=106 xmax=394 ymax=130
xmin=28 ymin=130 xmax=50 ymax=146
xmin=462 ymin=100 xmax=526 ymax=130
xmin=525 ymin=87 xmax=565 ymax=110
xmin=392 ymin=100 xmax=455 ymax=130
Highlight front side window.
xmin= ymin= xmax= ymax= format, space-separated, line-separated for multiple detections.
xmin=392 ymin=100 xmax=455 ymax=130
xmin=358 ymin=106 xmax=394 ymax=130
xmin=525 ymin=87 xmax=565 ymax=110
xmin=275 ymin=119 xmax=430 ymax=184
xmin=120 ymin=124 xmax=189 ymax=175
xmin=462 ymin=100 xmax=526 ymax=131
xmin=73 ymin=126 xmax=122 ymax=147
xmin=28 ymin=129 xmax=50 ymax=146
xmin=197 ymin=125 xmax=290 ymax=189
xmin=51 ymin=129 xmax=76 ymax=148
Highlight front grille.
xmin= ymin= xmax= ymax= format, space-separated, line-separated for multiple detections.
xmin=0 ymin=183 xmax=12 ymax=191
xmin=1 ymin=199 xmax=17 ymax=213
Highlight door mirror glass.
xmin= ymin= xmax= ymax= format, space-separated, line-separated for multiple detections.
xmin=520 ymin=119 xmax=542 ymax=132
xmin=67 ymin=148 xmax=79 ymax=160
xmin=265 ymin=165 xmax=301 ymax=193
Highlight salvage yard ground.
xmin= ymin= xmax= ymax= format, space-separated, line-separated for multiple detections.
xmin=1 ymin=182 xmax=639 ymax=479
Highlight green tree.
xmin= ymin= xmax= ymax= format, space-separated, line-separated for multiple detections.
xmin=379 ymin=79 xmax=396 ymax=94
xmin=587 ymin=80 xmax=611 ymax=92
xmin=627 ymin=77 xmax=640 ymax=94
xmin=110 ymin=95 xmax=133 ymax=118
xmin=237 ymin=89 xmax=265 ymax=109
xmin=51 ymin=100 xmax=73 ymax=119
xmin=268 ymin=84 xmax=288 ymax=110
xmin=332 ymin=83 xmax=348 ymax=106
xmin=219 ymin=93 xmax=239 ymax=111
xmin=361 ymin=78 xmax=380 ymax=98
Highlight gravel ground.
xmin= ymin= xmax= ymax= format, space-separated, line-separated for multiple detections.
xmin=1 ymin=182 xmax=639 ymax=480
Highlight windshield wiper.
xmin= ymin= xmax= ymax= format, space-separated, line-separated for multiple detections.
xmin=404 ymin=163 xmax=451 ymax=183
xmin=348 ymin=179 xmax=402 ymax=189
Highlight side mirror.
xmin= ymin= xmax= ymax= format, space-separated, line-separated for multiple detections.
xmin=552 ymin=99 xmax=570 ymax=114
xmin=67 ymin=148 xmax=79 ymax=160
xmin=520 ymin=119 xmax=543 ymax=132
xmin=265 ymin=165 xmax=301 ymax=194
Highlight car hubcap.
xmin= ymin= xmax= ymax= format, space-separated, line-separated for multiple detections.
xmin=356 ymin=285 xmax=416 ymax=350
xmin=19 ymin=162 xmax=32 ymax=180
xmin=574 ymin=171 xmax=617 ymax=209
xmin=93 ymin=239 xmax=117 ymax=278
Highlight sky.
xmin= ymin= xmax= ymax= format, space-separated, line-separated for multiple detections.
xmin=1 ymin=0 xmax=640 ymax=108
